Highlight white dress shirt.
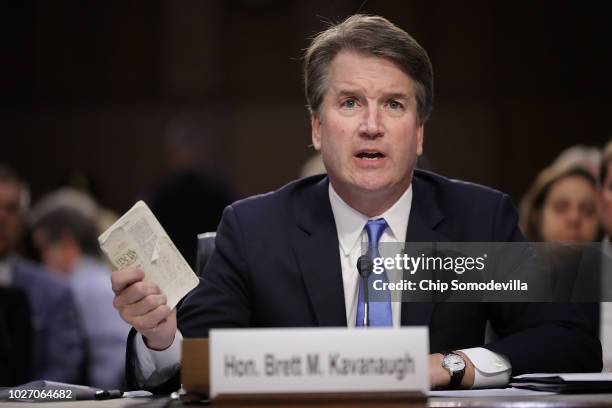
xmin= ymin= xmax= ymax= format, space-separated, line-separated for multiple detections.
xmin=134 ymin=182 xmax=511 ymax=388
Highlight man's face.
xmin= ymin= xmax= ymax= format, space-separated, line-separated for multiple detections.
xmin=311 ymin=51 xmax=424 ymax=204
xmin=599 ymin=163 xmax=612 ymax=238
xmin=0 ymin=181 xmax=24 ymax=257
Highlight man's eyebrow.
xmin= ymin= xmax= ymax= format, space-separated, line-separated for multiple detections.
xmin=335 ymin=89 xmax=363 ymax=98
xmin=383 ymin=92 xmax=412 ymax=100
xmin=333 ymin=89 xmax=414 ymax=100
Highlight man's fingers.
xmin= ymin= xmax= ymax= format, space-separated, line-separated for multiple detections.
xmin=110 ymin=268 xmax=174 ymax=341
xmin=113 ymin=281 xmax=161 ymax=308
xmin=110 ymin=268 xmax=145 ymax=294
xmin=120 ymin=294 xmax=167 ymax=318
xmin=132 ymin=305 xmax=173 ymax=332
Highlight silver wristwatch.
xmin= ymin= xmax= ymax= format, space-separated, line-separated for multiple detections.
xmin=441 ymin=351 xmax=466 ymax=389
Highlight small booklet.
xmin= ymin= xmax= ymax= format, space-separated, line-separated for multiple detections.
xmin=511 ymin=373 xmax=612 ymax=393
xmin=98 ymin=200 xmax=199 ymax=309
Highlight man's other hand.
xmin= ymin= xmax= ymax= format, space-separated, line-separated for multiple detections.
xmin=111 ymin=267 xmax=177 ymax=350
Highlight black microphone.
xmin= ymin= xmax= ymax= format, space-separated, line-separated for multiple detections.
xmin=357 ymin=255 xmax=373 ymax=327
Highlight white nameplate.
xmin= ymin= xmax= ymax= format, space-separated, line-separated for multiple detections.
xmin=209 ymin=327 xmax=429 ymax=398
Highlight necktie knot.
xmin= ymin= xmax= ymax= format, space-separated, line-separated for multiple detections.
xmin=365 ymin=218 xmax=388 ymax=249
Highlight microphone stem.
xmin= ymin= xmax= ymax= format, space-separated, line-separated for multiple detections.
xmin=362 ymin=276 xmax=369 ymax=327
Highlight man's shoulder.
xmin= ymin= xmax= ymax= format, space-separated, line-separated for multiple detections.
xmin=413 ymin=170 xmax=522 ymax=241
xmin=414 ymin=169 xmax=509 ymax=207
xmin=229 ymin=175 xmax=326 ymax=214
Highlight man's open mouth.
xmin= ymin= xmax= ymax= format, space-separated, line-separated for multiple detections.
xmin=355 ymin=151 xmax=386 ymax=160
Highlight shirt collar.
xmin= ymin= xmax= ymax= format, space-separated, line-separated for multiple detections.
xmin=328 ymin=182 xmax=413 ymax=256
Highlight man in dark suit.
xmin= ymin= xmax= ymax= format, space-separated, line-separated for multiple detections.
xmin=111 ymin=15 xmax=601 ymax=393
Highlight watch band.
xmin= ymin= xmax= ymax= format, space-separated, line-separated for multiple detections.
xmin=442 ymin=351 xmax=466 ymax=389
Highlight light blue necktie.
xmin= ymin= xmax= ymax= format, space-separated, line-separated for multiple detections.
xmin=356 ymin=218 xmax=392 ymax=327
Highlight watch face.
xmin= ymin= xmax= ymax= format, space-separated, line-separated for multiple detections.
xmin=443 ymin=354 xmax=465 ymax=372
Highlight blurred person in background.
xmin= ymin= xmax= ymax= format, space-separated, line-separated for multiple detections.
xmin=145 ymin=116 xmax=234 ymax=268
xmin=28 ymin=186 xmax=118 ymax=247
xmin=0 ymin=164 xmax=85 ymax=384
xmin=597 ymin=140 xmax=612 ymax=371
xmin=52 ymin=169 xmax=119 ymax=235
xmin=520 ymin=165 xmax=600 ymax=243
xmin=553 ymin=145 xmax=602 ymax=180
xmin=520 ymin=159 xmax=602 ymax=363
xmin=31 ymin=206 xmax=130 ymax=389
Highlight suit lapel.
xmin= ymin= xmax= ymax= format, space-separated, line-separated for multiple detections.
xmin=401 ymin=175 xmax=446 ymax=327
xmin=290 ymin=177 xmax=347 ymax=327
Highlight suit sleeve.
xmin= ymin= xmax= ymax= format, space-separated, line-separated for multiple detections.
xmin=485 ymin=194 xmax=602 ymax=374
xmin=125 ymin=204 xmax=252 ymax=393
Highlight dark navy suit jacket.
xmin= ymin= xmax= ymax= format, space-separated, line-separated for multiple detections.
xmin=127 ymin=170 xmax=602 ymax=392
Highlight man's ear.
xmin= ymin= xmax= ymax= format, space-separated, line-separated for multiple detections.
xmin=416 ymin=123 xmax=425 ymax=156
xmin=311 ymin=113 xmax=322 ymax=151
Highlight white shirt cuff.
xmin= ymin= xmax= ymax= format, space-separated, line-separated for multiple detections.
xmin=134 ymin=330 xmax=183 ymax=387
xmin=459 ymin=347 xmax=511 ymax=389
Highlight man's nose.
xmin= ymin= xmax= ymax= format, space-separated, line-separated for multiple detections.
xmin=358 ymin=105 xmax=384 ymax=139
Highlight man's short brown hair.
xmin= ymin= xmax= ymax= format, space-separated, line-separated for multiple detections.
xmin=303 ymin=14 xmax=434 ymax=125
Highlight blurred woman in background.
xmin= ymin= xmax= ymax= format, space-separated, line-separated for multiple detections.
xmin=521 ymin=165 xmax=600 ymax=243
xmin=520 ymin=162 xmax=601 ymax=363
